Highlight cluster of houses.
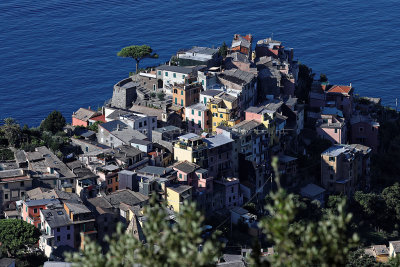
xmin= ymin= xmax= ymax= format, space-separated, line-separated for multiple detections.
xmin=0 ymin=33 xmax=396 ymax=263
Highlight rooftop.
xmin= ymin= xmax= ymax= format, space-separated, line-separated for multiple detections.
xmin=179 ymin=133 xmax=201 ymax=141
xmin=173 ymin=161 xmax=200 ymax=174
xmin=64 ymin=201 xmax=91 ymax=214
xmin=24 ymin=198 xmax=60 ymax=207
xmin=185 ymin=46 xmax=218 ymax=56
xmin=232 ymin=120 xmax=261 ymax=132
xmin=300 ymin=183 xmax=326 ymax=198
xmin=201 ymin=89 xmax=223 ymax=97
xmin=153 ymin=125 xmax=181 ymax=133
xmin=104 ymin=189 xmax=148 ymax=207
xmin=156 ymin=65 xmax=194 ymax=74
xmin=73 ymin=108 xmax=97 ymax=121
xmin=327 ymin=85 xmax=353 ymax=95
xmin=167 ymin=184 xmax=192 ymax=194
xmin=41 ymin=208 xmax=72 ymax=228
xmin=204 ymin=134 xmax=233 ymax=148
xmin=278 ymin=155 xmax=297 ymax=163
xmin=219 ymin=69 xmax=255 ymax=85
xmin=137 ymin=166 xmax=173 ymax=176
xmin=187 ymin=103 xmax=208 ymax=111
xmin=100 ymin=120 xmax=147 ymax=143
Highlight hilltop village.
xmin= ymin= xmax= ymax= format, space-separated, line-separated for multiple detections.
xmin=1 ymin=34 xmax=399 ymax=266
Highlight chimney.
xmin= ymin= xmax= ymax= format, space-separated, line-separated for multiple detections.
xmin=88 ymin=106 xmax=91 ymax=110
xmin=116 ymin=124 xmax=120 ymax=131
xmin=350 ymin=83 xmax=352 ymax=87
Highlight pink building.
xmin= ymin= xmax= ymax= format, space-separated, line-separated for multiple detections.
xmin=350 ymin=115 xmax=380 ymax=153
xmin=325 ymin=85 xmax=354 ymax=119
xmin=214 ymin=177 xmax=243 ymax=209
xmin=22 ymin=198 xmax=60 ymax=228
xmin=316 ymin=114 xmax=346 ymax=144
xmin=185 ymin=103 xmax=210 ymax=133
xmin=173 ymin=161 xmax=213 ymax=193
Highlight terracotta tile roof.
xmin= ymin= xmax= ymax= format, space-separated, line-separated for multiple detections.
xmin=90 ymin=114 xmax=106 ymax=123
xmin=327 ymin=85 xmax=353 ymax=94
xmin=73 ymin=108 xmax=98 ymax=121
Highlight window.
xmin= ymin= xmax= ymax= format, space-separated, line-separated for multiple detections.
xmin=20 ymin=181 xmax=24 ymax=186
xmin=104 ymin=217 xmax=108 ymax=222
xmin=181 ymin=99 xmax=183 ymax=106
xmin=5 ymin=194 xmax=8 ymax=200
xmin=182 ymin=75 xmax=185 ymax=79
xmin=198 ymin=120 xmax=201 ymax=126
xmin=165 ymin=72 xmax=168 ymax=76
xmin=57 ymin=236 xmax=60 ymax=242
xmin=201 ymin=80 xmax=204 ymax=85
xmin=229 ymin=197 xmax=231 ymax=203
xmin=21 ymin=192 xmax=25 ymax=197
xmin=57 ymin=227 xmax=60 ymax=232
xmin=153 ymin=84 xmax=156 ymax=91
xmin=181 ymin=90 xmax=183 ymax=95
xmin=213 ymin=105 xmax=217 ymax=109
xmin=329 ymin=157 xmax=335 ymax=162
xmin=139 ymin=122 xmax=143 ymax=127
xmin=67 ymin=234 xmax=71 ymax=240
xmin=359 ymin=127 xmax=364 ymax=132
xmin=192 ymin=109 xmax=194 ymax=115
xmin=33 ymin=208 xmax=37 ymax=214
xmin=231 ymin=187 xmax=234 ymax=193
xmin=198 ymin=111 xmax=201 ymax=116
xmin=175 ymin=98 xmax=177 ymax=104
xmin=220 ymin=114 xmax=223 ymax=118
xmin=179 ymin=173 xmax=182 ymax=179
xmin=158 ymin=71 xmax=161 ymax=75
xmin=204 ymin=97 xmax=207 ymax=104
xmin=67 ymin=225 xmax=70 ymax=230
xmin=334 ymin=129 xmax=338 ymax=133
xmin=115 ymin=186 xmax=118 ymax=190
xmin=173 ymin=73 xmax=176 ymax=78
xmin=4 ymin=183 xmax=8 ymax=189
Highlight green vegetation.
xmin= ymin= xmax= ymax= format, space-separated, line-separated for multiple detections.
xmin=157 ymin=92 xmax=165 ymax=101
xmin=0 ymin=219 xmax=41 ymax=257
xmin=87 ymin=121 xmax=101 ymax=132
xmin=320 ymin=73 xmax=328 ymax=83
xmin=218 ymin=42 xmax=228 ymax=58
xmin=0 ymin=148 xmax=14 ymax=160
xmin=66 ymin=199 xmax=222 ymax=266
xmin=40 ymin=110 xmax=66 ymax=133
xmin=0 ymin=111 xmax=69 ymax=156
xmin=254 ymin=158 xmax=358 ymax=267
xmin=117 ymin=45 xmax=159 ymax=74
xmin=295 ymin=64 xmax=314 ymax=103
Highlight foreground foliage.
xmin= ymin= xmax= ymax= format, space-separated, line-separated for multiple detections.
xmin=66 ymin=200 xmax=222 ymax=267
xmin=254 ymin=158 xmax=359 ymax=267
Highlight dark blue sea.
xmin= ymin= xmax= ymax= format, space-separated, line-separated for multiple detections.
xmin=1 ymin=0 xmax=400 ymax=126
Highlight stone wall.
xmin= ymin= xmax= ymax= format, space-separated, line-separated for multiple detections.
xmin=111 ymin=78 xmax=137 ymax=109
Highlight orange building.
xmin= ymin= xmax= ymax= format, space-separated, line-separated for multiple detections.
xmin=231 ymin=34 xmax=253 ymax=57
xmin=21 ymin=198 xmax=60 ymax=228
xmin=172 ymin=82 xmax=201 ymax=107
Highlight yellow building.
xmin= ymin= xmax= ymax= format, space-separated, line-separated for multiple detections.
xmin=173 ymin=133 xmax=208 ymax=168
xmin=166 ymin=184 xmax=192 ymax=213
xmin=208 ymin=92 xmax=241 ymax=132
